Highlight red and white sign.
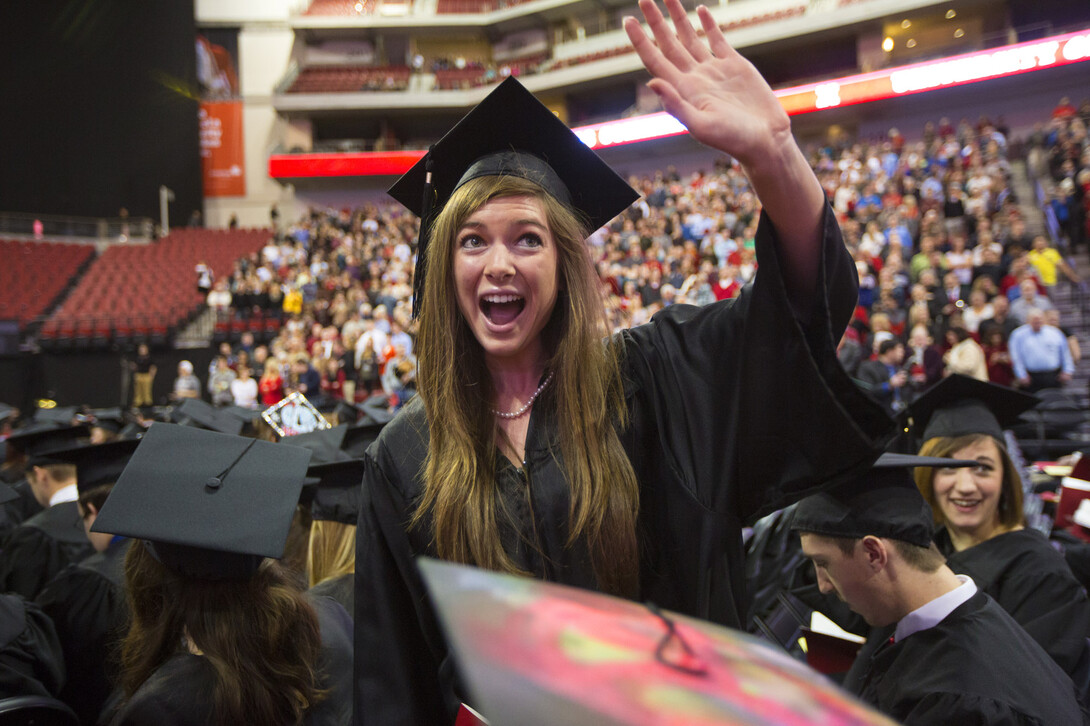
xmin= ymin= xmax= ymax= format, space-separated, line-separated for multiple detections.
xmin=201 ymin=101 xmax=246 ymax=197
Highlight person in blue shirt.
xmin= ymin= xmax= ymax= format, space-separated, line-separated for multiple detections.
xmin=1008 ymin=309 xmax=1075 ymax=392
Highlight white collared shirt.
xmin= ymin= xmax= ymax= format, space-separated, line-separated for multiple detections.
xmin=49 ymin=483 xmax=78 ymax=507
xmin=894 ymin=575 xmax=977 ymax=643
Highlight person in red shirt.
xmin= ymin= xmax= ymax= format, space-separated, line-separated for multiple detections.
xmin=259 ymin=358 xmax=285 ymax=406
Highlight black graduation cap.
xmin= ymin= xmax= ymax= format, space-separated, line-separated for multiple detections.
xmin=80 ymin=407 xmax=126 ymax=434
xmin=0 ymin=403 xmax=15 ymax=425
xmin=909 ymin=375 xmax=1038 ymax=442
xmin=171 ymin=398 xmax=244 ymax=436
xmin=34 ymin=406 xmax=78 ymax=425
xmin=281 ymin=424 xmax=352 ymax=466
xmin=41 ymin=438 xmax=141 ymax=493
xmin=305 ymin=459 xmax=364 ymax=524
xmin=91 ymin=423 xmax=313 ymax=580
xmin=7 ymin=424 xmax=89 ymax=463
xmin=387 ymin=76 xmax=639 ymax=316
xmin=342 ymin=421 xmax=386 ymax=459
xmin=791 ymin=453 xmax=977 ymax=548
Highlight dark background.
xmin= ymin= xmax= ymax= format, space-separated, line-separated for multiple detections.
xmin=0 ymin=0 xmax=202 ymax=220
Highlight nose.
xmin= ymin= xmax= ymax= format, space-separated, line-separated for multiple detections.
xmin=483 ymin=243 xmax=515 ymax=281
xmin=951 ymin=467 xmax=976 ymax=493
xmin=815 ymin=568 xmax=834 ymax=595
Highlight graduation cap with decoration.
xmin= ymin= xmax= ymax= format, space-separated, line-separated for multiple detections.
xmin=305 ymin=459 xmax=365 ymax=524
xmin=171 ymin=398 xmax=245 ymax=437
xmin=791 ymin=453 xmax=977 ymax=548
xmin=91 ymin=423 xmax=312 ymax=580
xmin=908 ymin=374 xmax=1038 ymax=444
xmin=387 ymin=76 xmax=639 ymax=317
xmin=40 ymin=438 xmax=141 ymax=494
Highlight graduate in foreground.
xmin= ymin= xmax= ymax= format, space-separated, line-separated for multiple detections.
xmin=354 ymin=0 xmax=892 ymax=721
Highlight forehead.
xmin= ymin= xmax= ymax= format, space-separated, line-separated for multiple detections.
xmin=950 ymin=435 xmax=1000 ymax=460
xmin=462 ymin=194 xmax=548 ymax=226
xmin=799 ymin=533 xmax=846 ymax=560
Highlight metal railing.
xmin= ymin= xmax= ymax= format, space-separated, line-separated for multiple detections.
xmin=0 ymin=212 xmax=155 ymax=242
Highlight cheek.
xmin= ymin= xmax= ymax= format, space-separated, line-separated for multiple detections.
xmin=932 ymin=475 xmax=954 ymax=497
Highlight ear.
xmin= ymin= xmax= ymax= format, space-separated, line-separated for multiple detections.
xmin=860 ymin=535 xmax=888 ymax=573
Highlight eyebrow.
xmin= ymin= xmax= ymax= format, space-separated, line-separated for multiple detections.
xmin=459 ymin=218 xmax=548 ymax=232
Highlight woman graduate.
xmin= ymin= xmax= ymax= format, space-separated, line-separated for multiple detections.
xmin=355 ymin=0 xmax=892 ymax=721
xmin=911 ymin=375 xmax=1090 ymax=687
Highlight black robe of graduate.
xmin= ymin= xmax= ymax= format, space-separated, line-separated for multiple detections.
xmin=36 ymin=538 xmax=131 ymax=726
xmin=0 ymin=477 xmax=44 ymax=542
xmin=0 ymin=500 xmax=94 ymax=600
xmin=310 ymin=573 xmax=354 ymax=618
xmin=936 ymin=527 xmax=1090 ymax=680
xmin=354 ymin=206 xmax=895 ymax=724
xmin=0 ymin=592 xmax=66 ymax=698
xmin=107 ymin=594 xmax=353 ymax=726
xmin=849 ymin=590 xmax=1088 ymax=726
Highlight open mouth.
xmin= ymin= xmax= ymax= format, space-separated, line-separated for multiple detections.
xmin=481 ymin=294 xmax=525 ymax=326
xmin=950 ymin=498 xmax=981 ymax=512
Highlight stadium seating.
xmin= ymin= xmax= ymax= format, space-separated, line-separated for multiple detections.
xmin=41 ymin=228 xmax=271 ymax=351
xmin=0 ymin=239 xmax=93 ymax=330
xmin=286 ymin=65 xmax=411 ymax=93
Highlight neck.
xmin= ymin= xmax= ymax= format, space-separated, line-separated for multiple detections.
xmin=945 ymin=521 xmax=1020 ymax=551
xmin=890 ymin=564 xmax=965 ymax=621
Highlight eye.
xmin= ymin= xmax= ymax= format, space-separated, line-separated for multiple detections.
xmin=459 ymin=234 xmax=484 ymax=250
xmin=518 ymin=233 xmax=544 ymax=248
xmin=973 ymin=463 xmax=995 ymax=475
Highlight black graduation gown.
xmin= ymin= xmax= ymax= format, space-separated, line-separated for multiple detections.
xmin=354 ymin=206 xmax=894 ymax=724
xmin=36 ymin=538 xmax=131 ymax=726
xmin=0 ymin=500 xmax=94 ymax=600
xmin=310 ymin=573 xmax=354 ymax=618
xmin=850 ymin=590 xmax=1088 ymax=726
xmin=0 ymin=592 xmax=66 ymax=698
xmin=0 ymin=477 xmax=44 ymax=542
xmin=937 ymin=527 xmax=1090 ymax=678
xmin=108 ymin=595 xmax=353 ymax=726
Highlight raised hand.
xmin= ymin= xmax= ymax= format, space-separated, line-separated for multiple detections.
xmin=623 ymin=0 xmax=789 ymax=169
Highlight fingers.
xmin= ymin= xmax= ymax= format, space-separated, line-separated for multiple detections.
xmin=697 ymin=5 xmax=735 ymax=60
xmin=635 ymin=0 xmax=695 ymax=73
xmin=664 ymin=0 xmax=712 ymax=63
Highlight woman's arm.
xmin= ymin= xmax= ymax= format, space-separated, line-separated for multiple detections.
xmin=625 ymin=0 xmax=823 ymax=310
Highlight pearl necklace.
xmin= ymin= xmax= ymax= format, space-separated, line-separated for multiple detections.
xmin=491 ymin=371 xmax=555 ymax=419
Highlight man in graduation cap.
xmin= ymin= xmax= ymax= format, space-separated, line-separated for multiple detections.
xmin=354 ymin=0 xmax=892 ymax=722
xmin=34 ymin=438 xmax=140 ymax=726
xmin=792 ymin=454 xmax=1088 ymax=725
xmin=0 ymin=424 xmax=94 ymax=599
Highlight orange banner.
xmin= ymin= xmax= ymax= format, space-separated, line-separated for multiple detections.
xmin=200 ymin=101 xmax=245 ymax=197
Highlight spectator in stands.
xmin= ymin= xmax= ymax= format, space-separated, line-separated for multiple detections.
xmin=171 ymin=361 xmax=201 ymax=401
xmin=857 ymin=339 xmax=908 ymax=414
xmin=230 ymin=365 xmax=259 ymax=409
xmin=1009 ymin=309 xmax=1075 ymax=392
xmin=290 ymin=356 xmax=321 ymax=402
xmin=208 ymin=355 xmax=237 ymax=407
xmin=960 ymin=289 xmax=993 ymax=334
xmin=943 ymin=327 xmax=987 ymax=381
xmin=981 ymin=327 xmax=1015 ymax=387
xmin=1045 ymin=309 xmax=1081 ymax=365
xmin=206 ymin=278 xmax=232 ymax=312
xmin=195 ymin=261 xmax=213 ymax=296
xmin=259 ymin=359 xmax=285 ymax=407
xmin=1027 ymin=235 xmax=1080 ymax=288
xmin=905 ymin=324 xmax=943 ymax=394
xmin=130 ymin=344 xmax=157 ymax=408
xmin=1010 ymin=278 xmax=1056 ymax=325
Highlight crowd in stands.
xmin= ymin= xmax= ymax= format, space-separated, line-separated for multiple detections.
xmin=197 ymin=99 xmax=1090 ymax=422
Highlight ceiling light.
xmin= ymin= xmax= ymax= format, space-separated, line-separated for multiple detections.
xmin=906 ymin=38 xmax=917 ymax=48
xmin=883 ymin=36 xmax=894 ymax=52
xmin=954 ymin=28 xmax=965 ymax=38
xmin=902 ymin=19 xmax=912 ymax=29
xmin=946 ymin=9 xmax=957 ymax=19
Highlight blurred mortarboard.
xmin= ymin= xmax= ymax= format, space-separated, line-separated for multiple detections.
xmin=78 ymin=407 xmax=126 ymax=434
xmin=342 ymin=421 xmax=386 ymax=458
xmin=281 ymin=424 xmax=352 ymax=466
xmin=909 ymin=375 xmax=1038 ymax=442
xmin=91 ymin=423 xmax=312 ymax=580
xmin=7 ymin=424 xmax=89 ymax=463
xmin=387 ymin=77 xmax=639 ymax=316
xmin=33 ymin=406 xmax=78 ymax=425
xmin=0 ymin=403 xmax=15 ymax=425
xmin=171 ymin=398 xmax=244 ymax=436
xmin=41 ymin=438 xmax=141 ymax=494
xmin=318 ymin=399 xmax=359 ymax=426
xmin=791 ymin=453 xmax=977 ymax=547
xmin=304 ymin=459 xmax=364 ymax=524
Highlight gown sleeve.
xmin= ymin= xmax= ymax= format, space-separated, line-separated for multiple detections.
xmin=620 ymin=204 xmax=892 ymax=524
xmin=0 ymin=526 xmax=85 ymax=601
xmin=354 ymin=453 xmax=454 ymax=726
xmin=35 ymin=564 xmax=127 ymax=725
xmin=897 ymin=691 xmax=1063 ymax=726
xmin=0 ymin=592 xmax=66 ymax=699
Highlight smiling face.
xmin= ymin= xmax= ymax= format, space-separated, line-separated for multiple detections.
xmin=452 ymin=195 xmax=559 ymax=370
xmin=931 ymin=436 xmax=1005 ymax=546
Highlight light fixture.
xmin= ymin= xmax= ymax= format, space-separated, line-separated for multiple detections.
xmin=883 ymin=36 xmax=894 ymax=52
xmin=946 ymin=9 xmax=957 ymax=19
xmin=906 ymin=38 xmax=917 ymax=48
xmin=954 ymin=28 xmax=965 ymax=38
xmin=902 ymin=19 xmax=912 ymax=29
xmin=354 ymin=1 xmax=363 ymax=10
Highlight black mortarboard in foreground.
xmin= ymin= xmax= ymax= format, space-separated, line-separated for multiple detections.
xmin=171 ymin=398 xmax=244 ymax=436
xmin=387 ymin=76 xmax=639 ymax=316
xmin=791 ymin=453 xmax=977 ymax=548
xmin=305 ymin=459 xmax=365 ymax=524
xmin=92 ymin=423 xmax=312 ymax=580
xmin=909 ymin=375 xmax=1038 ymax=442
xmin=42 ymin=439 xmax=141 ymax=494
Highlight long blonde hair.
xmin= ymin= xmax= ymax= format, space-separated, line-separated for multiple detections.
xmin=412 ymin=175 xmax=640 ymax=596
xmin=307 ymin=520 xmax=356 ymax=588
